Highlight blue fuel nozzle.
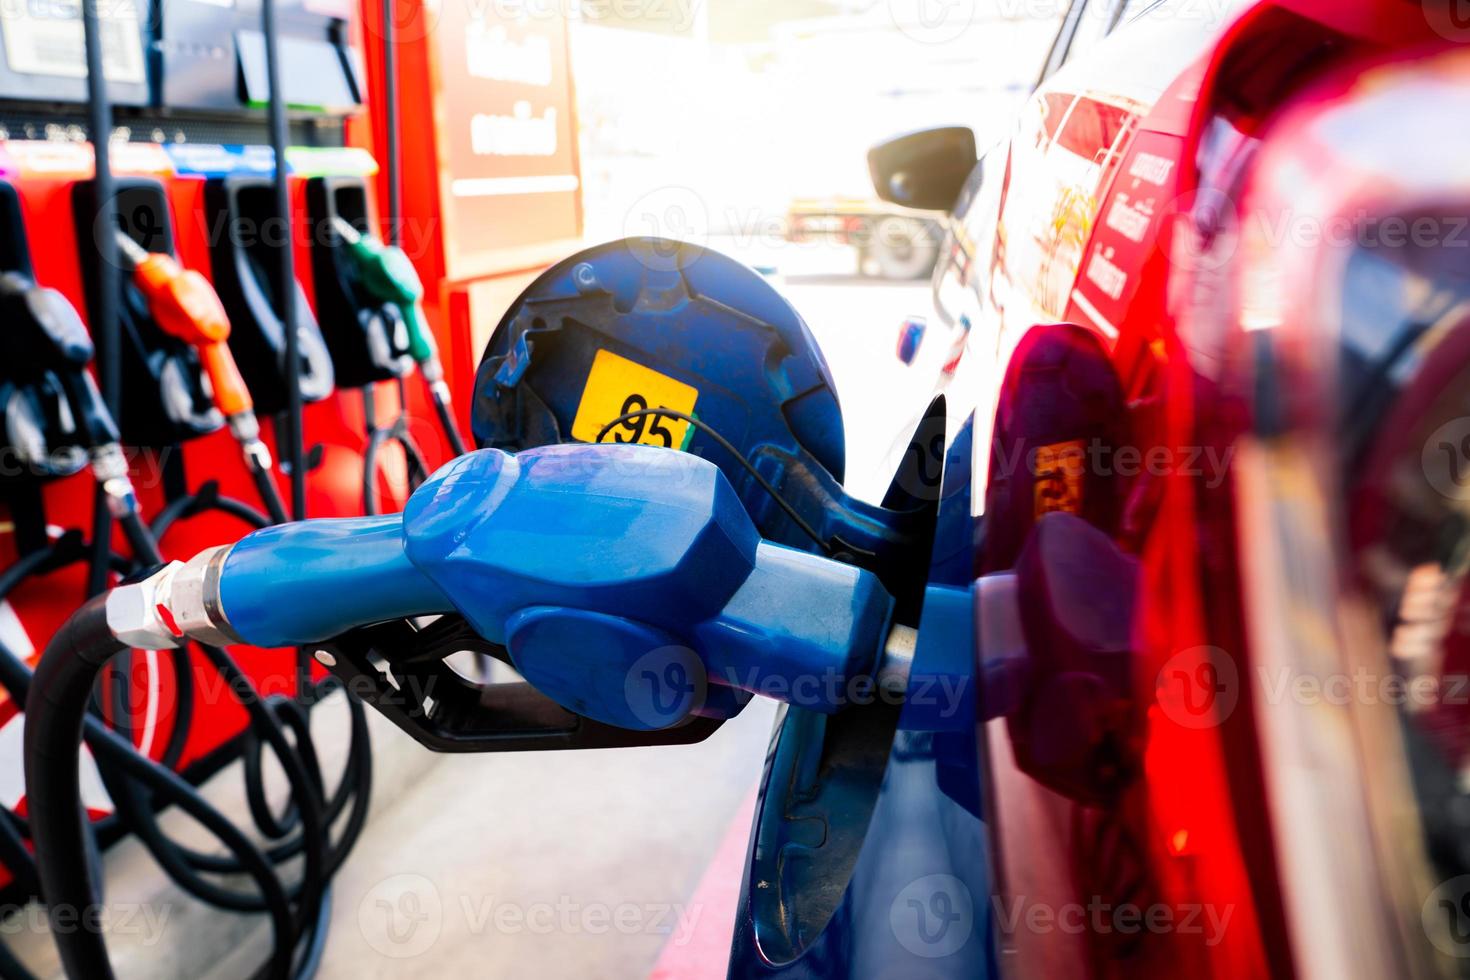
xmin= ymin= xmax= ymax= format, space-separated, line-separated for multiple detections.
xmin=128 ymin=443 xmax=894 ymax=732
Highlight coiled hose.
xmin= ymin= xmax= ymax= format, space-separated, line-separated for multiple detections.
xmin=5 ymin=500 xmax=371 ymax=978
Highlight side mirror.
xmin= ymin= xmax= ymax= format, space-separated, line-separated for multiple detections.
xmin=868 ymin=127 xmax=977 ymax=213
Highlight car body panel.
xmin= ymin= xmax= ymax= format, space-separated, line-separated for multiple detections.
xmin=731 ymin=1 xmax=1466 ymax=977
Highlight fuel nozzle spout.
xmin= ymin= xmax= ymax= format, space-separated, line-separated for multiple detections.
xmin=107 ymin=443 xmax=896 ymax=732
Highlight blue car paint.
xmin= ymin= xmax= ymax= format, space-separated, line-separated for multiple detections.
xmin=728 ymin=583 xmax=990 ymax=978
xmin=728 ymin=414 xmax=993 ymax=978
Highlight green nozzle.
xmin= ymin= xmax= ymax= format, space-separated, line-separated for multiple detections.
xmin=331 ymin=218 xmax=437 ymax=364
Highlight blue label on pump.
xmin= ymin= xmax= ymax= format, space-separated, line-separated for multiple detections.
xmin=164 ymin=144 xmax=285 ymax=177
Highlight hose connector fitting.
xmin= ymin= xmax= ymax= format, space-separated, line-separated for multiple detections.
xmin=105 ymin=544 xmax=240 ymax=649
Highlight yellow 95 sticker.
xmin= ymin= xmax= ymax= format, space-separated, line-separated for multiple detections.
xmin=571 ymin=350 xmax=700 ymax=448
xmin=1033 ymin=439 xmax=1085 ymax=518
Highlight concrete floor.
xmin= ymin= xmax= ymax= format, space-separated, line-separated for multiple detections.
xmin=6 ymin=696 xmax=776 ymax=980
xmin=6 ymin=245 xmax=935 ymax=980
xmin=318 ymin=699 xmax=779 ymax=980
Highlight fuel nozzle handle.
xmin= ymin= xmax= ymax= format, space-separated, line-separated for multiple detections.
xmin=0 ymin=270 xmax=119 ymax=449
xmin=115 ymin=232 xmax=287 ymax=521
xmin=332 ymin=218 xmax=467 ymax=455
xmin=330 ymin=217 xmax=436 ymax=364
xmin=115 ymin=231 xmax=253 ymax=420
xmin=108 ymin=444 xmax=897 ymax=731
xmin=0 ymin=269 xmax=142 ymax=529
xmin=0 ymin=272 xmax=94 ymax=371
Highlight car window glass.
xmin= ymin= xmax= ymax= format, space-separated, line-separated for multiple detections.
xmin=1063 ymin=0 xmax=1123 ymax=66
xmin=1052 ymin=96 xmax=1131 ymax=160
xmin=1119 ymin=0 xmax=1166 ymax=23
xmin=1040 ymin=91 xmax=1075 ymax=144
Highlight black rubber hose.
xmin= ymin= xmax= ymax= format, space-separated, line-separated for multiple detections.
xmin=11 ymin=605 xmax=364 ymax=978
xmin=92 ymin=738 xmax=282 ymax=912
xmin=108 ymin=493 xmax=371 ymax=891
xmin=362 ymin=424 xmax=387 ymax=517
xmin=18 ymin=608 xmax=302 ymax=980
xmin=182 ymin=684 xmax=372 ymax=879
xmin=261 ymin=0 xmax=304 ymax=521
xmin=20 ymin=510 xmax=344 ymax=974
xmin=0 ymin=641 xmax=292 ymax=937
xmin=249 ymin=457 xmax=292 ymax=526
xmin=80 ymin=0 xmax=120 ymax=603
xmin=291 ymin=889 xmax=332 ymax=980
xmin=246 ymin=697 xmax=322 ymax=840
xmin=22 ymin=596 xmax=132 ymax=979
xmin=107 ymin=506 xmax=199 ymax=772
xmin=0 ymin=539 xmax=130 ymax=838
xmin=82 ymin=726 xmax=295 ymax=980
xmin=361 ymin=425 xmax=430 ymax=517
xmin=9 ymin=428 xmax=373 ymax=977
xmin=192 ymin=640 xmax=330 ymax=924
xmin=430 ymin=384 xmax=468 ymax=458
xmin=0 ymin=801 xmax=38 ymax=898
xmin=13 ymin=623 xmax=368 ymax=909
xmin=242 ymin=727 xmax=304 ymax=841
xmin=148 ymin=484 xmax=271 ymax=542
xmin=85 ymin=488 xmax=112 ymax=599
xmin=0 ymin=544 xmax=71 ymax=607
xmin=93 ymin=625 xmax=335 ymax=933
xmin=361 ymin=384 xmax=430 ymax=517
xmin=361 ymin=388 xmax=382 ymax=515
xmin=381 ymin=0 xmax=400 ymax=249
xmin=116 ymin=507 xmax=163 ymax=567
xmin=377 ymin=25 xmax=466 ymax=462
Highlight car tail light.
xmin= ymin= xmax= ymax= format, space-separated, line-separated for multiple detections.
xmin=1202 ymin=45 xmax=1470 ymax=978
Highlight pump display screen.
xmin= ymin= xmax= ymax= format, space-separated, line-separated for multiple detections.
xmin=0 ymin=0 xmax=144 ymax=83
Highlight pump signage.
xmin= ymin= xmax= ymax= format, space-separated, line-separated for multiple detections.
xmin=432 ymin=6 xmax=581 ymax=280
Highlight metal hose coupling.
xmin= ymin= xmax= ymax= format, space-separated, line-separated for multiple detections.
xmin=106 ymin=544 xmax=241 ymax=649
xmin=89 ymin=443 xmax=139 ymax=519
xmin=227 ymin=410 xmax=274 ymax=470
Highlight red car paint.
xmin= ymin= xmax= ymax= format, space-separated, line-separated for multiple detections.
xmin=911 ymin=2 xmax=1462 ymax=976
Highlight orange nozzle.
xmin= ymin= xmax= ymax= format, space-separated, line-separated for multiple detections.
xmin=197 ymin=339 xmax=253 ymax=417
xmin=130 ymin=253 xmax=252 ymax=416
xmin=133 ymin=254 xmax=231 ymax=343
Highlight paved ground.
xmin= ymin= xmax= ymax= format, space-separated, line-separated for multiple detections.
xmin=318 ymin=697 xmax=782 ymax=979
xmin=7 ymin=243 xmax=936 ymax=980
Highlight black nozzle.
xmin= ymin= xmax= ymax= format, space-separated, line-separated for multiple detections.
xmin=0 ymin=184 xmax=120 ymax=477
xmin=0 ymin=272 xmax=96 ymax=370
xmin=305 ymin=175 xmax=415 ymax=387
